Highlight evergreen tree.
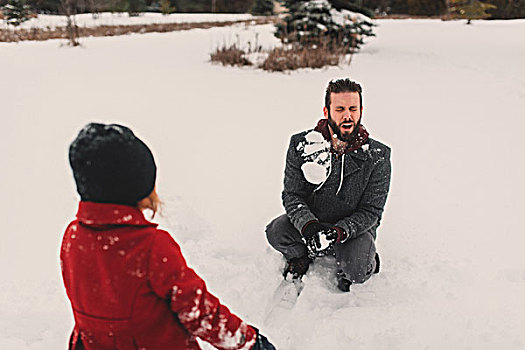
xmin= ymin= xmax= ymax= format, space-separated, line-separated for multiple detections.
xmin=276 ymin=0 xmax=375 ymax=52
xmin=485 ymin=0 xmax=525 ymax=19
xmin=406 ymin=0 xmax=447 ymax=16
xmin=172 ymin=0 xmax=252 ymax=12
xmin=251 ymin=0 xmax=274 ymax=15
xmin=160 ymin=0 xmax=175 ymax=14
xmin=362 ymin=0 xmax=449 ymax=16
xmin=449 ymin=0 xmax=496 ymax=24
xmin=2 ymin=0 xmax=30 ymax=26
xmin=25 ymin=0 xmax=61 ymax=14
xmin=126 ymin=0 xmax=145 ymax=16
xmin=330 ymin=0 xmax=375 ymax=18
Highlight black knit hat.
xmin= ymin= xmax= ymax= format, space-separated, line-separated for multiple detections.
xmin=69 ymin=123 xmax=156 ymax=205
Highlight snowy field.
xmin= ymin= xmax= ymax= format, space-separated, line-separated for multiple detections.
xmin=5 ymin=12 xmax=254 ymax=30
xmin=1 ymin=18 xmax=525 ymax=349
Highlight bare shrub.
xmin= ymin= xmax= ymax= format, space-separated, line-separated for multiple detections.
xmin=260 ymin=41 xmax=351 ymax=72
xmin=61 ymin=0 xmax=80 ymax=46
xmin=210 ymin=32 xmax=354 ymax=72
xmin=210 ymin=33 xmax=266 ymax=67
xmin=210 ymin=43 xmax=252 ymax=67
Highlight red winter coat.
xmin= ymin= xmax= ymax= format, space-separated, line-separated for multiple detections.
xmin=60 ymin=202 xmax=256 ymax=350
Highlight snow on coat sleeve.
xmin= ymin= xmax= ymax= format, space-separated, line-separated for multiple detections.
xmin=282 ymin=134 xmax=319 ymax=232
xmin=336 ymin=146 xmax=392 ymax=239
xmin=148 ymin=230 xmax=256 ymax=350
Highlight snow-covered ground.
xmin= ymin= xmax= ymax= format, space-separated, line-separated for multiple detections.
xmin=6 ymin=12 xmax=254 ymax=30
xmin=1 ymin=18 xmax=525 ymax=349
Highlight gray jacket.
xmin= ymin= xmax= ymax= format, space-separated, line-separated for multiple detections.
xmin=282 ymin=129 xmax=391 ymax=240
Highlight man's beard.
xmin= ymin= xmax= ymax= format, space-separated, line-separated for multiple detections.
xmin=327 ymin=113 xmax=361 ymax=143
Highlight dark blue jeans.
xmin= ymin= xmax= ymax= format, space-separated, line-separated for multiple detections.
xmin=266 ymin=214 xmax=377 ymax=284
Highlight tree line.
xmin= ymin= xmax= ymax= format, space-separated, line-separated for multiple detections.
xmin=365 ymin=0 xmax=524 ymax=19
xmin=1 ymin=0 xmax=523 ymax=19
xmin=0 ymin=0 xmax=257 ymax=15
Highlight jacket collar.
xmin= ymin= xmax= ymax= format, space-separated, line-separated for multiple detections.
xmin=314 ymin=119 xmax=369 ymax=157
xmin=345 ymin=144 xmax=369 ymax=161
xmin=76 ymin=201 xmax=157 ymax=227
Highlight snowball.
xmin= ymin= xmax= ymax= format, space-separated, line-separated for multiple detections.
xmin=318 ymin=233 xmax=332 ymax=250
xmin=305 ymin=131 xmax=325 ymax=143
xmin=301 ymin=162 xmax=327 ymax=185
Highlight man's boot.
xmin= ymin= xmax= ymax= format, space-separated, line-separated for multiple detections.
xmin=337 ymin=277 xmax=352 ymax=292
xmin=336 ymin=270 xmax=352 ymax=292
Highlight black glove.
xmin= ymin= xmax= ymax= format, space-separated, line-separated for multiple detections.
xmin=302 ymin=221 xmax=327 ymax=241
xmin=251 ymin=327 xmax=276 ymax=350
xmin=302 ymin=222 xmax=346 ymax=258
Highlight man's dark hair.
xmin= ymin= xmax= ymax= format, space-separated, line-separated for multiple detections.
xmin=324 ymin=78 xmax=363 ymax=110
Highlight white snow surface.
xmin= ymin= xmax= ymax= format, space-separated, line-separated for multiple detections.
xmin=2 ymin=18 xmax=525 ymax=349
xmin=7 ymin=12 xmax=254 ymax=30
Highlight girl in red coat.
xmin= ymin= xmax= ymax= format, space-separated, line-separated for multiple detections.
xmin=62 ymin=123 xmax=276 ymax=350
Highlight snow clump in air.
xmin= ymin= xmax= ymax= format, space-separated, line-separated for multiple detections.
xmin=297 ymin=130 xmax=331 ymax=185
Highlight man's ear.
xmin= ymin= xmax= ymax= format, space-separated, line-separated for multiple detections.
xmin=323 ymin=106 xmax=329 ymax=118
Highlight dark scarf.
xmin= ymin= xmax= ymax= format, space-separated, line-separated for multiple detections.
xmin=314 ymin=119 xmax=369 ymax=154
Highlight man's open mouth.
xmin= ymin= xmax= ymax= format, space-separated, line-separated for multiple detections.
xmin=341 ymin=123 xmax=353 ymax=130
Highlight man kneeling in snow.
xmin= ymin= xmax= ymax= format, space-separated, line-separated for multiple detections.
xmin=266 ymin=78 xmax=391 ymax=292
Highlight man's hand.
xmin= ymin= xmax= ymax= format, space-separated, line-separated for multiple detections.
xmin=302 ymin=222 xmax=347 ymax=258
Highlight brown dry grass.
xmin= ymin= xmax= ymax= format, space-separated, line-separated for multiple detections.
xmin=0 ymin=17 xmax=274 ymax=43
xmin=210 ymin=44 xmax=252 ymax=67
xmin=260 ymin=43 xmax=351 ymax=72
xmin=211 ymin=38 xmax=352 ymax=72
